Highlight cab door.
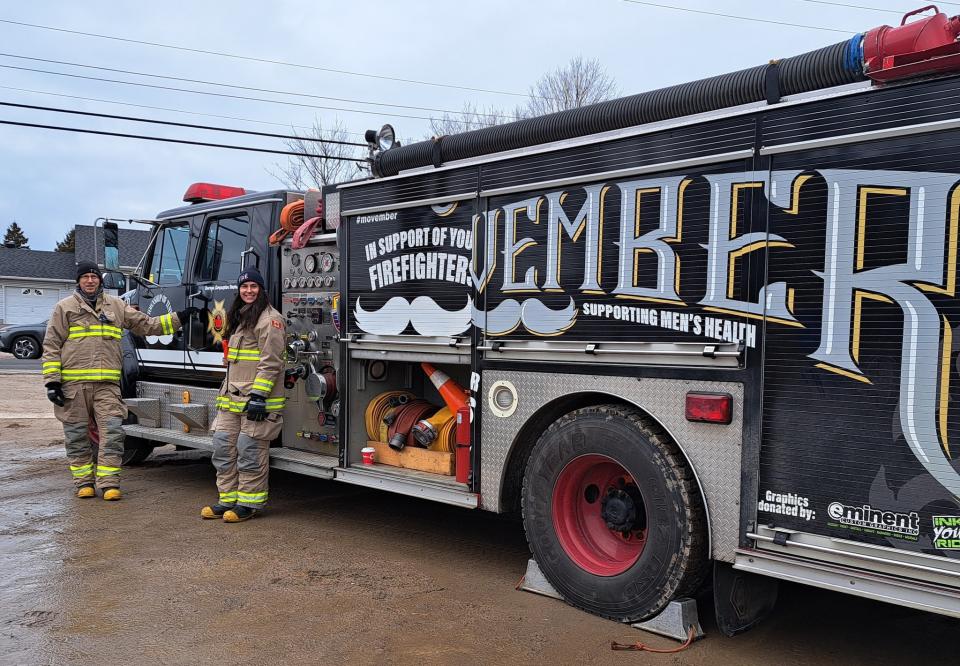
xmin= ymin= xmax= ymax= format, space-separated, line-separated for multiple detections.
xmin=187 ymin=208 xmax=254 ymax=374
xmin=134 ymin=220 xmax=191 ymax=381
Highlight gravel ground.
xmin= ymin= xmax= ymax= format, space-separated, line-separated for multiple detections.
xmin=1 ymin=372 xmax=956 ymax=665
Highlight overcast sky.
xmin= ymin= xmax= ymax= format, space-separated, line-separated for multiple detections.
xmin=0 ymin=0 xmax=935 ymax=250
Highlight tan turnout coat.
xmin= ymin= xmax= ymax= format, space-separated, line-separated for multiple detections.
xmin=42 ymin=291 xmax=180 ymax=386
xmin=215 ymin=304 xmax=286 ymax=414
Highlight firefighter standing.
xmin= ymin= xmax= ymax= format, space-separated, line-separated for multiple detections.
xmin=43 ymin=261 xmax=198 ymax=500
xmin=201 ymin=267 xmax=285 ymax=523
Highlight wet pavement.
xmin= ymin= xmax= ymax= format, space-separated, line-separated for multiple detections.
xmin=1 ymin=373 xmax=957 ymax=665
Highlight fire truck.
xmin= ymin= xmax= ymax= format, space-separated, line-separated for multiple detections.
xmin=115 ymin=6 xmax=960 ymax=633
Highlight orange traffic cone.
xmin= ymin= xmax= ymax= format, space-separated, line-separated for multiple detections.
xmin=421 ymin=363 xmax=468 ymax=413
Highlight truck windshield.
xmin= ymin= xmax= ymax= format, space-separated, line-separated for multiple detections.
xmin=146 ymin=224 xmax=189 ymax=286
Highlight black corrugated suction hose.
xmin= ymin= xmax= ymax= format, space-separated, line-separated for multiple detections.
xmin=376 ymin=37 xmax=865 ymax=177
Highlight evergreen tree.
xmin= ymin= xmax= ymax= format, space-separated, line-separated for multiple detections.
xmin=2 ymin=221 xmax=29 ymax=248
xmin=55 ymin=228 xmax=76 ymax=253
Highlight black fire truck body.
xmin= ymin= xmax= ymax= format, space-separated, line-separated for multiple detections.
xmin=120 ymin=8 xmax=960 ymax=630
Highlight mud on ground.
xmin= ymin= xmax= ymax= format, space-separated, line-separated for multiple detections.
xmin=0 ymin=373 xmax=956 ymax=665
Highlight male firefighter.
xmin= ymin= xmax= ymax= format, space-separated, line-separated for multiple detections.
xmin=42 ymin=261 xmax=199 ymax=500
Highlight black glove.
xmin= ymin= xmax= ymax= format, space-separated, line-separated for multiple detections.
xmin=175 ymin=306 xmax=202 ymax=323
xmin=46 ymin=382 xmax=65 ymax=407
xmin=245 ymin=394 xmax=268 ymax=422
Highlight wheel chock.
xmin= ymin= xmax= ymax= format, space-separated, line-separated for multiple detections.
xmin=519 ymin=559 xmax=704 ymax=643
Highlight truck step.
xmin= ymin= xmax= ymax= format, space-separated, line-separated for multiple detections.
xmin=734 ymin=549 xmax=960 ymax=618
xmin=122 ymin=425 xmax=339 ymax=479
xmin=124 ymin=424 xmax=215 ymax=451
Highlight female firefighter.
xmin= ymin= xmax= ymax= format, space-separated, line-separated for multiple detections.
xmin=201 ymin=267 xmax=286 ymax=523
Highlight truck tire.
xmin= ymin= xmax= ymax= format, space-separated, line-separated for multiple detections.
xmin=521 ymin=404 xmax=708 ymax=622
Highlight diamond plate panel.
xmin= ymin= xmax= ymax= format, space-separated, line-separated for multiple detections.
xmin=137 ymin=382 xmax=221 ymax=433
xmin=168 ymin=403 xmax=210 ymax=430
xmin=479 ymin=371 xmax=743 ymax=562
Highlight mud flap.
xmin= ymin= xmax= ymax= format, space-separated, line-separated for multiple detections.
xmin=713 ymin=561 xmax=778 ymax=637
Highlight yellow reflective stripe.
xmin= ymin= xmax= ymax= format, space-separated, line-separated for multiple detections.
xmin=42 ymin=367 xmax=61 ymax=375
xmin=62 ymin=368 xmax=121 ymax=374
xmin=70 ymin=464 xmax=93 ymax=477
xmin=219 ymin=492 xmax=238 ymax=501
xmin=43 ymin=361 xmax=62 ymax=367
xmin=227 ymin=347 xmax=261 ymax=361
xmin=66 ymin=324 xmax=123 ymax=340
xmin=216 ymin=397 xmax=246 ymax=413
xmin=159 ymin=313 xmax=173 ymax=335
xmin=96 ymin=465 xmax=121 ymax=476
xmin=265 ymin=398 xmax=285 ymax=411
xmin=62 ymin=370 xmax=121 ymax=378
xmin=67 ymin=332 xmax=122 ymax=339
xmin=237 ymin=492 xmax=267 ymax=504
xmin=251 ymin=379 xmax=274 ymax=390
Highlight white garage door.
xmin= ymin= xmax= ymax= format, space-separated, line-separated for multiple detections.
xmin=4 ymin=285 xmax=60 ymax=324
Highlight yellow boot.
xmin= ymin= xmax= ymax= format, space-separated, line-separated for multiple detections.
xmin=102 ymin=488 xmax=122 ymax=501
xmin=76 ymin=485 xmax=95 ymax=499
xmin=223 ymin=506 xmax=256 ymax=523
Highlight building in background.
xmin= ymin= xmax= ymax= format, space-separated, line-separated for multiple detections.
xmin=0 ymin=224 xmax=151 ymax=324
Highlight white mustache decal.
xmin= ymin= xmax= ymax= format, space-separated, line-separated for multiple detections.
xmin=354 ymin=296 xmax=472 ymax=336
xmin=472 ymin=297 xmax=578 ymax=336
xmin=355 ymin=295 xmax=579 ymax=337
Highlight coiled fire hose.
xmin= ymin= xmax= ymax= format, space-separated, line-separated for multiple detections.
xmin=364 ymin=391 xmax=415 ymax=441
xmin=269 ymin=199 xmax=305 ymax=246
xmin=386 ymin=400 xmax=436 ymax=451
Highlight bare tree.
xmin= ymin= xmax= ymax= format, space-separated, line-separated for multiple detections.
xmin=425 ymin=57 xmax=618 ymax=140
xmin=525 ymin=56 xmax=618 ymax=116
xmin=427 ymin=101 xmax=519 ymax=138
xmin=270 ymin=118 xmax=368 ymax=189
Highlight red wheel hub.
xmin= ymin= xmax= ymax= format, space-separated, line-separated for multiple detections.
xmin=552 ymin=454 xmax=647 ymax=576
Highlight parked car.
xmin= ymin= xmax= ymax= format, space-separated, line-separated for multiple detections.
xmin=0 ymin=320 xmax=46 ymax=359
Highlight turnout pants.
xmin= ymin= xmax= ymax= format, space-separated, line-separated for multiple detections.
xmin=210 ymin=410 xmax=282 ymax=509
xmin=53 ymin=381 xmax=126 ymax=490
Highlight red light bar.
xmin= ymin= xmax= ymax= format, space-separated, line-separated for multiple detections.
xmin=685 ymin=392 xmax=733 ymax=424
xmin=183 ymin=182 xmax=247 ymax=204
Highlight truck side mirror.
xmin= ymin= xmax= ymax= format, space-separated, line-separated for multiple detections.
xmin=103 ymin=221 xmax=120 ymax=271
xmin=102 ymin=270 xmax=126 ymax=293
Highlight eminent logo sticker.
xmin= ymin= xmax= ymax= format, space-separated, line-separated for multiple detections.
xmin=933 ymin=515 xmax=960 ymax=550
xmin=826 ymin=502 xmax=920 ymax=539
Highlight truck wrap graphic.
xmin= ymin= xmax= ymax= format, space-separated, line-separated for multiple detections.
xmin=348 ymin=146 xmax=960 ymax=556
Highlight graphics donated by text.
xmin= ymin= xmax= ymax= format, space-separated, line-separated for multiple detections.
xmin=757 ymin=490 xmax=815 ymax=521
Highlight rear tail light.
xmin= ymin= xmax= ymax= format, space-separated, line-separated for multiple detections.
xmin=685 ymin=392 xmax=733 ymax=424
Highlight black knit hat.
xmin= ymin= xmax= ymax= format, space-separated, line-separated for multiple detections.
xmin=76 ymin=261 xmax=103 ymax=282
xmin=237 ymin=266 xmax=265 ymax=289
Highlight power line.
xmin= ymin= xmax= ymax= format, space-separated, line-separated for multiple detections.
xmin=798 ymin=0 xmax=960 ymax=10
xmin=0 ymin=118 xmax=367 ymax=160
xmin=0 ymin=100 xmax=369 ymax=146
xmin=0 ymin=63 xmax=487 ymax=126
xmin=793 ymin=0 xmax=907 ymax=13
xmin=621 ymin=0 xmax=857 ymax=34
xmin=0 ymin=84 xmax=368 ymax=138
xmin=0 ymin=52 xmax=517 ymax=121
xmin=0 ymin=17 xmax=532 ymax=99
